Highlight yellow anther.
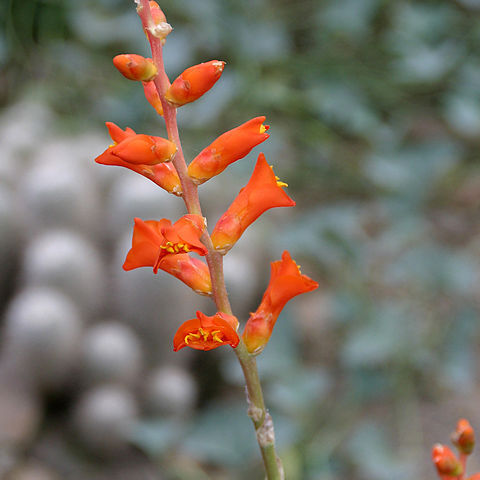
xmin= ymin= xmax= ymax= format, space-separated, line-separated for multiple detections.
xmin=259 ymin=124 xmax=267 ymax=134
xmin=184 ymin=332 xmax=201 ymax=344
xmin=184 ymin=245 xmax=190 ymax=252
xmin=274 ymin=174 xmax=288 ymax=188
xmin=211 ymin=330 xmax=224 ymax=343
xmin=198 ymin=327 xmax=210 ymax=341
xmin=166 ymin=246 xmax=175 ymax=253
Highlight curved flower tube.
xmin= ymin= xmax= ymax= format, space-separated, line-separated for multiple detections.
xmin=188 ymin=116 xmax=269 ymax=185
xmin=165 ymin=60 xmax=225 ymax=107
xmin=95 ymin=123 xmax=181 ymax=195
xmin=173 ymin=311 xmax=240 ymax=351
xmin=242 ymin=251 xmax=319 ymax=354
xmin=211 ymin=153 xmax=295 ymax=254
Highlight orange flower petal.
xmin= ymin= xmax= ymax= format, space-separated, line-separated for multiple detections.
xmin=173 ymin=311 xmax=239 ymax=351
xmin=242 ymin=251 xmax=318 ymax=354
xmin=123 ymin=216 xmax=210 ymax=294
xmin=211 ymin=153 xmax=295 ymax=254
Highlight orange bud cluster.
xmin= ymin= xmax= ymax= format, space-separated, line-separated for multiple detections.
xmin=188 ymin=117 xmax=270 ymax=184
xmin=113 ymin=54 xmax=157 ymax=82
xmin=432 ymin=420 xmax=478 ymax=480
xmin=165 ymin=60 xmax=225 ymax=107
xmin=452 ymin=418 xmax=475 ymax=455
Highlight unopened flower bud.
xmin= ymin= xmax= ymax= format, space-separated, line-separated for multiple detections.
xmin=165 ymin=60 xmax=225 ymax=107
xmin=452 ymin=419 xmax=475 ymax=455
xmin=113 ymin=54 xmax=157 ymax=82
xmin=148 ymin=0 xmax=166 ymax=24
xmin=142 ymin=81 xmax=163 ymax=116
xmin=432 ymin=444 xmax=463 ymax=477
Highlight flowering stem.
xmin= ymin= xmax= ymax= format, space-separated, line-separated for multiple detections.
xmin=458 ymin=453 xmax=467 ymax=480
xmin=137 ymin=2 xmax=283 ymax=478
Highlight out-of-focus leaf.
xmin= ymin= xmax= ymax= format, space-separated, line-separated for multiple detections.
xmin=347 ymin=421 xmax=414 ymax=480
xmin=182 ymin=402 xmax=256 ymax=467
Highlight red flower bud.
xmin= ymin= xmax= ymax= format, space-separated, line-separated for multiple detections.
xmin=211 ymin=153 xmax=295 ymax=254
xmin=432 ymin=444 xmax=463 ymax=477
xmin=142 ymin=81 xmax=163 ymax=116
xmin=173 ymin=311 xmax=239 ymax=352
xmin=242 ymin=251 xmax=318 ymax=354
xmin=95 ymin=123 xmax=181 ymax=195
xmin=452 ymin=418 xmax=475 ymax=455
xmin=113 ymin=54 xmax=157 ymax=82
xmin=188 ymin=116 xmax=270 ymax=184
xmin=165 ymin=60 xmax=225 ymax=107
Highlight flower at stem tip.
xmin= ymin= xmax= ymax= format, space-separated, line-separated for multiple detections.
xmin=95 ymin=122 xmax=181 ymax=195
xmin=123 ymin=216 xmax=211 ymax=295
xmin=188 ymin=116 xmax=270 ymax=185
xmin=165 ymin=60 xmax=225 ymax=107
xmin=452 ymin=418 xmax=475 ymax=455
xmin=242 ymin=251 xmax=319 ymax=354
xmin=211 ymin=153 xmax=295 ymax=254
xmin=173 ymin=311 xmax=240 ymax=351
xmin=431 ymin=444 xmax=463 ymax=477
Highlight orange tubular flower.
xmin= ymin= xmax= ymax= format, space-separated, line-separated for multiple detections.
xmin=142 ymin=81 xmax=164 ymax=115
xmin=211 ymin=153 xmax=295 ymax=254
xmin=187 ymin=116 xmax=270 ymax=184
xmin=452 ymin=418 xmax=475 ymax=455
xmin=173 ymin=311 xmax=240 ymax=352
xmin=243 ymin=251 xmax=319 ymax=354
xmin=95 ymin=123 xmax=181 ymax=195
xmin=113 ymin=54 xmax=158 ymax=82
xmin=123 ymin=216 xmax=211 ymax=295
xmin=165 ymin=60 xmax=225 ymax=107
xmin=432 ymin=444 xmax=463 ymax=477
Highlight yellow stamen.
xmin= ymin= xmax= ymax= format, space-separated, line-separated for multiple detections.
xmin=211 ymin=330 xmax=224 ymax=343
xmin=274 ymin=175 xmax=288 ymax=188
xmin=184 ymin=332 xmax=201 ymax=344
xmin=259 ymin=124 xmax=267 ymax=134
xmin=198 ymin=327 xmax=209 ymax=341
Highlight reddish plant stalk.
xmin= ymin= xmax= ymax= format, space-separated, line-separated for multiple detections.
xmin=137 ymin=2 xmax=283 ymax=478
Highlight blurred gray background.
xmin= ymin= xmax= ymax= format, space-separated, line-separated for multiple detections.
xmin=1 ymin=0 xmax=480 ymax=479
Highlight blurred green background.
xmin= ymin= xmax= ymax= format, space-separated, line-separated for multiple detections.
xmin=1 ymin=0 xmax=480 ymax=479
